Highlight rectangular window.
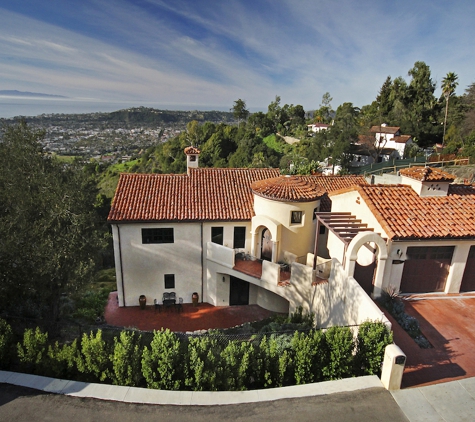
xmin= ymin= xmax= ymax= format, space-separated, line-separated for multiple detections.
xmin=142 ymin=228 xmax=174 ymax=244
xmin=164 ymin=274 xmax=175 ymax=289
xmin=211 ymin=227 xmax=224 ymax=245
xmin=319 ymin=225 xmax=326 ymax=235
xmin=291 ymin=211 xmax=302 ymax=224
xmin=233 ymin=226 xmax=246 ymax=249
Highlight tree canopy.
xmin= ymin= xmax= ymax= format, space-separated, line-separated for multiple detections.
xmin=0 ymin=121 xmax=105 ymax=323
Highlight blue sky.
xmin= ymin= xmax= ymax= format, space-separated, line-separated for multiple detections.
xmin=0 ymin=0 xmax=474 ymax=111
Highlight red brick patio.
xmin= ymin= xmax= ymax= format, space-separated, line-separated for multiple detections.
xmin=381 ymin=294 xmax=475 ymax=388
xmin=104 ymin=292 xmax=283 ymax=332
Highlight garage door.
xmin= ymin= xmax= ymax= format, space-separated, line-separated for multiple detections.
xmin=400 ymin=246 xmax=454 ymax=293
xmin=460 ymin=246 xmax=475 ymax=292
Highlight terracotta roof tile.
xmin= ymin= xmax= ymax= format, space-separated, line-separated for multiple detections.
xmin=343 ymin=184 xmax=475 ymax=240
xmin=400 ymin=166 xmax=456 ymax=182
xmin=184 ymin=146 xmax=201 ymax=155
xmin=251 ymin=176 xmax=326 ymax=202
xmin=370 ymin=125 xmax=400 ymax=134
xmin=108 ymin=170 xmax=367 ymax=222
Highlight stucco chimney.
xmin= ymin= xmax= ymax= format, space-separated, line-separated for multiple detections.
xmin=184 ymin=146 xmax=200 ymax=175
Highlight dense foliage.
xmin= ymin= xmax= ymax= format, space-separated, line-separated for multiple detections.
xmin=0 ymin=121 xmax=106 ymax=325
xmin=0 ymin=318 xmax=392 ymax=390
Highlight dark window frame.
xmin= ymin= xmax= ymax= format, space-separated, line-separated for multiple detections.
xmin=233 ymin=226 xmax=246 ymax=249
xmin=211 ymin=226 xmax=224 ymax=245
xmin=142 ymin=228 xmax=174 ymax=244
xmin=291 ymin=211 xmax=303 ymax=224
xmin=164 ymin=274 xmax=175 ymax=289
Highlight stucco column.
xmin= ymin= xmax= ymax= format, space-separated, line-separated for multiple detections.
xmin=272 ymin=240 xmax=279 ymax=263
xmin=251 ymin=230 xmax=257 ymax=257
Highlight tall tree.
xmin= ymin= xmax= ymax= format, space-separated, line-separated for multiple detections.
xmin=0 ymin=121 xmax=104 ymax=324
xmin=441 ymin=72 xmax=459 ymax=146
xmin=315 ymin=92 xmax=334 ymax=124
xmin=231 ymin=99 xmax=249 ymax=128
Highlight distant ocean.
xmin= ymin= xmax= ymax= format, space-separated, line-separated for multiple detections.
xmin=0 ymin=97 xmax=230 ymax=119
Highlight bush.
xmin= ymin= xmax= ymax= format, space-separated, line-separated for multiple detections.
xmin=184 ymin=335 xmax=221 ymax=391
xmin=0 ymin=318 xmax=13 ymax=369
xmin=142 ymin=329 xmax=182 ymax=390
xmin=110 ymin=330 xmax=144 ymax=387
xmin=355 ymin=321 xmax=393 ymax=376
xmin=47 ymin=340 xmax=80 ymax=379
xmin=219 ymin=340 xmax=254 ymax=391
xmin=77 ymin=330 xmax=111 ymax=382
xmin=254 ymin=335 xmax=293 ymax=388
xmin=292 ymin=330 xmax=327 ymax=384
xmin=17 ymin=327 xmax=49 ymax=374
xmin=323 ymin=327 xmax=354 ymax=380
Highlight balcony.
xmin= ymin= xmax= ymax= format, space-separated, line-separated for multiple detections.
xmin=233 ymin=252 xmax=291 ymax=282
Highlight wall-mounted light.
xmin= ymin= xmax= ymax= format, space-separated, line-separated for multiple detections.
xmin=222 ymin=276 xmax=226 ymax=283
xmin=396 ymin=249 xmax=403 ymax=258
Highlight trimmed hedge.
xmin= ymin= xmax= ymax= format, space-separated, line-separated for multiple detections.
xmin=1 ymin=318 xmax=393 ymax=391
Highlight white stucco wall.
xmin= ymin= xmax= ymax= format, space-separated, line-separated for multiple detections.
xmin=202 ymin=221 xmax=252 ymax=252
xmin=400 ymin=175 xmax=450 ymax=197
xmin=112 ymin=222 xmax=202 ymax=307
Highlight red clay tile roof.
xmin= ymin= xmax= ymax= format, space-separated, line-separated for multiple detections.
xmin=108 ymin=170 xmax=368 ymax=222
xmin=400 ymin=166 xmax=456 ymax=182
xmin=331 ymin=184 xmax=475 ymax=240
xmin=251 ymin=176 xmax=326 ymax=202
xmin=370 ymin=125 xmax=399 ymax=134
xmin=301 ymin=175 xmax=368 ymax=212
xmin=392 ymin=134 xmax=412 ymax=144
xmin=184 ymin=146 xmax=201 ymax=155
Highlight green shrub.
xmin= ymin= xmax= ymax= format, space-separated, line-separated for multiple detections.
xmin=219 ymin=341 xmax=254 ymax=391
xmin=0 ymin=318 xmax=13 ymax=369
xmin=184 ymin=335 xmax=221 ymax=391
xmin=254 ymin=335 xmax=293 ymax=388
xmin=17 ymin=327 xmax=49 ymax=374
xmin=292 ymin=329 xmax=327 ymax=384
xmin=323 ymin=327 xmax=354 ymax=380
xmin=77 ymin=330 xmax=111 ymax=382
xmin=47 ymin=340 xmax=80 ymax=379
xmin=142 ymin=329 xmax=182 ymax=390
xmin=110 ymin=331 xmax=143 ymax=387
xmin=355 ymin=321 xmax=393 ymax=376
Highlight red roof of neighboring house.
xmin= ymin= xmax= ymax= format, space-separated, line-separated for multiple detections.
xmin=400 ymin=166 xmax=456 ymax=182
xmin=370 ymin=125 xmax=400 ymax=134
xmin=392 ymin=135 xmax=412 ymax=144
xmin=108 ymin=170 xmax=367 ymax=222
xmin=329 ymin=183 xmax=475 ymax=240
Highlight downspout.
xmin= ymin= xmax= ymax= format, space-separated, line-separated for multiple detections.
xmin=117 ymin=224 xmax=126 ymax=306
xmin=200 ymin=222 xmax=204 ymax=303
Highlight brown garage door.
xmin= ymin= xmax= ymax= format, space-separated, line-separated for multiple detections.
xmin=460 ymin=246 xmax=475 ymax=292
xmin=400 ymin=246 xmax=454 ymax=293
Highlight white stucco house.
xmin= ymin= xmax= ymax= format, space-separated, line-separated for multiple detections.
xmin=108 ymin=147 xmax=377 ymax=319
xmin=351 ymin=124 xmax=413 ymax=167
xmin=307 ymin=123 xmax=330 ymax=133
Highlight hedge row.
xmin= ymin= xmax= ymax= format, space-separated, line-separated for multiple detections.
xmin=0 ymin=318 xmax=392 ymax=391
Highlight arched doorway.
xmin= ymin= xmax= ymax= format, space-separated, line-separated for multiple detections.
xmin=261 ymin=228 xmax=272 ymax=261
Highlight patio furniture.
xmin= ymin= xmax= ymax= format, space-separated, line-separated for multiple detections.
xmin=153 ymin=298 xmax=161 ymax=313
xmin=176 ymin=297 xmax=183 ymax=313
xmin=162 ymin=292 xmax=176 ymax=311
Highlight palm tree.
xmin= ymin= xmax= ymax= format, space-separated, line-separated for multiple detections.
xmin=441 ymin=72 xmax=459 ymax=146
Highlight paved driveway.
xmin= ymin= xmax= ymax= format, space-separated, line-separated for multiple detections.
xmin=387 ymin=295 xmax=475 ymax=388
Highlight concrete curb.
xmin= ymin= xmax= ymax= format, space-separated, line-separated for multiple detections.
xmin=0 ymin=370 xmax=384 ymax=406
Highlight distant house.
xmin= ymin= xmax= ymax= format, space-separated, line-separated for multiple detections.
xmin=307 ymin=123 xmax=330 ymax=133
xmin=351 ymin=124 xmax=413 ymax=166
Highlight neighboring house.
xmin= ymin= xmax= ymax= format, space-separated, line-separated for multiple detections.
xmin=107 ymin=147 xmax=367 ymax=314
xmin=351 ymin=124 xmax=413 ymax=166
xmin=317 ymin=166 xmax=475 ymax=297
xmin=307 ymin=123 xmax=330 ymax=133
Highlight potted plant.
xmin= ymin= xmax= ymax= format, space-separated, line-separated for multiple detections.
xmin=139 ymin=294 xmax=146 ymax=310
